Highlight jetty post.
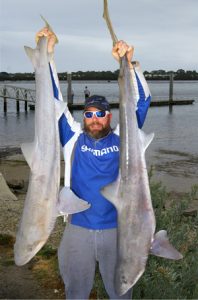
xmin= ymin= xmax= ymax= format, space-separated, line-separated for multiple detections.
xmin=16 ymin=89 xmax=20 ymax=112
xmin=67 ymin=72 xmax=73 ymax=106
xmin=24 ymin=90 xmax=28 ymax=111
xmin=3 ymin=87 xmax=7 ymax=113
xmin=169 ymin=72 xmax=174 ymax=113
xmin=169 ymin=72 xmax=174 ymax=103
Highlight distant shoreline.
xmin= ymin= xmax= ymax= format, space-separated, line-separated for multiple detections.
xmin=1 ymin=69 xmax=198 ymax=81
xmin=1 ymin=78 xmax=198 ymax=82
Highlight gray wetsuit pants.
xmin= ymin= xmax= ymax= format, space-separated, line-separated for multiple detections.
xmin=58 ymin=224 xmax=132 ymax=300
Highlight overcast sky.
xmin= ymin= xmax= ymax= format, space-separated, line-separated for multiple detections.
xmin=0 ymin=0 xmax=197 ymax=73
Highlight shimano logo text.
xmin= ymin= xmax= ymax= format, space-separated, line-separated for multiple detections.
xmin=81 ymin=145 xmax=119 ymax=156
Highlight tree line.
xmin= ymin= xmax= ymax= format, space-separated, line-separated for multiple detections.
xmin=1 ymin=69 xmax=198 ymax=81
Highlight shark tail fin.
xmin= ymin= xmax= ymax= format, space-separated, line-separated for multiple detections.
xmin=150 ymin=230 xmax=183 ymax=260
xmin=40 ymin=15 xmax=59 ymax=44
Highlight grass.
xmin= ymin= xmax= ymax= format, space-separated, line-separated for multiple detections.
xmin=0 ymin=234 xmax=15 ymax=247
xmin=132 ymin=180 xmax=198 ymax=299
xmin=0 ymin=233 xmax=64 ymax=297
xmin=89 ymin=179 xmax=198 ymax=299
xmin=1 ymin=178 xmax=198 ymax=299
xmin=0 ymin=233 xmax=15 ymax=246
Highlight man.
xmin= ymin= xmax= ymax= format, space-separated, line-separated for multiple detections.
xmin=84 ymin=86 xmax=90 ymax=99
xmin=36 ymin=28 xmax=151 ymax=299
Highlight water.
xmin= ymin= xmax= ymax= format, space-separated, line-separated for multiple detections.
xmin=0 ymin=80 xmax=198 ymax=192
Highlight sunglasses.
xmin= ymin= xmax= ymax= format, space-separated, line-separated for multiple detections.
xmin=84 ymin=110 xmax=110 ymax=119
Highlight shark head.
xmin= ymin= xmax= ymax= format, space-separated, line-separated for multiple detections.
xmin=14 ymin=236 xmax=45 ymax=266
xmin=115 ymin=263 xmax=134 ymax=296
xmin=115 ymin=257 xmax=146 ymax=296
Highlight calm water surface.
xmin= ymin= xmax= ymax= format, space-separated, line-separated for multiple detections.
xmin=0 ymin=80 xmax=198 ymax=192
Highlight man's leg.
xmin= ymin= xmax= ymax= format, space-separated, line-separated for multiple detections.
xmin=58 ymin=224 xmax=96 ymax=299
xmin=97 ymin=228 xmax=132 ymax=299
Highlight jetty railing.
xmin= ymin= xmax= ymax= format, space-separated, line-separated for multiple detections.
xmin=0 ymin=85 xmax=36 ymax=112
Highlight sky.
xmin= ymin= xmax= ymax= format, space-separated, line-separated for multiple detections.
xmin=0 ymin=0 xmax=198 ymax=73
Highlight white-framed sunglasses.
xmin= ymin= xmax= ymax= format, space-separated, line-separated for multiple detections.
xmin=84 ymin=110 xmax=110 ymax=119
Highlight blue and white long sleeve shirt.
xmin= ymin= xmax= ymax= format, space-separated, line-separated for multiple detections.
xmin=50 ymin=60 xmax=151 ymax=229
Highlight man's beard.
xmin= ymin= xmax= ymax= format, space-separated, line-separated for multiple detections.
xmin=84 ymin=122 xmax=111 ymax=139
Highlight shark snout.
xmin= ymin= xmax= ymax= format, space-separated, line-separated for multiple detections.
xmin=115 ymin=267 xmax=132 ymax=296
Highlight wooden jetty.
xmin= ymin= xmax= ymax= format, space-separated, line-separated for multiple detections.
xmin=65 ymin=71 xmax=194 ymax=109
xmin=0 ymin=72 xmax=195 ymax=112
xmin=66 ymin=99 xmax=194 ymax=110
xmin=28 ymin=99 xmax=195 ymax=111
xmin=0 ymin=85 xmax=35 ymax=112
xmin=150 ymin=99 xmax=194 ymax=107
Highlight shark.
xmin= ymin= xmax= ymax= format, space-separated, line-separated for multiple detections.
xmin=14 ymin=23 xmax=90 ymax=266
xmin=102 ymin=0 xmax=183 ymax=295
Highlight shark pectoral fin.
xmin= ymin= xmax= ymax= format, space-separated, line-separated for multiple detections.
xmin=55 ymin=100 xmax=67 ymax=120
xmin=21 ymin=142 xmax=36 ymax=169
xmin=139 ymin=129 xmax=154 ymax=152
xmin=56 ymin=186 xmax=91 ymax=216
xmin=100 ymin=175 xmax=120 ymax=208
xmin=150 ymin=230 xmax=183 ymax=260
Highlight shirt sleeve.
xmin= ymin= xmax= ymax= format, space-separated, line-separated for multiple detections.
xmin=132 ymin=62 xmax=151 ymax=128
xmin=49 ymin=60 xmax=81 ymax=147
xmin=49 ymin=59 xmax=82 ymax=187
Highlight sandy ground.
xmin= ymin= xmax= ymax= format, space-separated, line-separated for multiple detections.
xmin=0 ymin=148 xmax=66 ymax=299
xmin=0 ymin=243 xmax=64 ymax=299
xmin=0 ymin=149 xmax=65 ymax=247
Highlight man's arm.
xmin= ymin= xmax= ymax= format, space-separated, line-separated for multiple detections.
xmin=112 ymin=41 xmax=151 ymax=129
xmin=131 ymin=62 xmax=151 ymax=129
xmin=36 ymin=27 xmax=81 ymax=144
xmin=36 ymin=27 xmax=82 ymax=187
xmin=48 ymin=58 xmax=81 ymax=148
